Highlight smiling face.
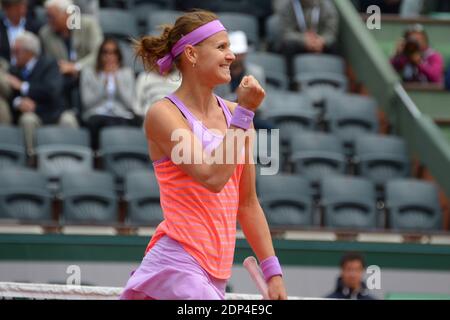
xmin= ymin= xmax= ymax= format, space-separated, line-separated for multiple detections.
xmin=182 ymin=31 xmax=236 ymax=87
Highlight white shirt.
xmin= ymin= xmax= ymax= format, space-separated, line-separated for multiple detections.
xmin=13 ymin=57 xmax=38 ymax=109
xmin=4 ymin=17 xmax=26 ymax=48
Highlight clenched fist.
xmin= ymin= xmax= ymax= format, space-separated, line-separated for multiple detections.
xmin=236 ymin=75 xmax=265 ymax=111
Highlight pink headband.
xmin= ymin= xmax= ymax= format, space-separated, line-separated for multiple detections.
xmin=156 ymin=20 xmax=226 ymax=74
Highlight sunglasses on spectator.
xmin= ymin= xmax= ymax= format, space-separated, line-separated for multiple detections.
xmin=101 ymin=49 xmax=119 ymax=55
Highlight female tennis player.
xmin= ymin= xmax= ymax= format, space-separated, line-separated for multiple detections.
xmin=120 ymin=10 xmax=287 ymax=300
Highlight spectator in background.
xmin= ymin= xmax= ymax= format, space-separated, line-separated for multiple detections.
xmin=278 ymin=0 xmax=339 ymax=55
xmin=326 ymin=252 xmax=376 ymax=300
xmin=278 ymin=0 xmax=339 ymax=87
xmin=134 ymin=65 xmax=181 ymax=119
xmin=391 ymin=24 xmax=444 ymax=84
xmin=0 ymin=58 xmax=12 ymax=124
xmin=39 ymin=0 xmax=103 ymax=115
xmin=0 ymin=0 xmax=41 ymax=63
xmin=80 ymin=38 xmax=138 ymax=149
xmin=1 ymin=32 xmax=78 ymax=153
xmin=445 ymin=67 xmax=450 ymax=91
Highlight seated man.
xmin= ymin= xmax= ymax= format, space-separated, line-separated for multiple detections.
xmin=326 ymin=252 xmax=376 ymax=300
xmin=278 ymin=0 xmax=339 ymax=86
xmin=0 ymin=0 xmax=41 ymax=63
xmin=279 ymin=0 xmax=339 ymax=55
xmin=39 ymin=0 xmax=103 ymax=114
xmin=0 ymin=57 xmax=12 ymax=124
xmin=391 ymin=24 xmax=444 ymax=84
xmin=3 ymin=31 xmax=77 ymax=153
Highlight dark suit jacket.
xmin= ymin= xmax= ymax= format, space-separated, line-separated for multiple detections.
xmin=0 ymin=12 xmax=41 ymax=62
xmin=9 ymin=55 xmax=65 ymax=124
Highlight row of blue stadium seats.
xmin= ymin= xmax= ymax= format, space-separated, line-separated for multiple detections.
xmin=256 ymin=174 xmax=443 ymax=231
xmin=258 ymin=131 xmax=411 ymax=186
xmin=0 ymin=125 xmax=149 ymax=180
xmin=0 ymin=168 xmax=442 ymax=232
xmin=1 ymin=122 xmax=410 ymax=187
xmin=34 ymin=5 xmax=275 ymax=47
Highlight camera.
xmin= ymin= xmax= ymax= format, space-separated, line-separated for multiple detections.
xmin=403 ymin=37 xmax=421 ymax=58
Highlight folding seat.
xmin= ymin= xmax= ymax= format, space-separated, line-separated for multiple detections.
xmin=0 ymin=169 xmax=52 ymax=222
xmin=247 ymin=52 xmax=289 ymax=90
xmin=354 ymin=134 xmax=410 ymax=184
xmin=218 ymin=13 xmax=259 ymax=48
xmin=321 ymin=176 xmax=378 ymax=229
xmin=257 ymin=174 xmax=313 ymax=227
xmin=60 ymin=171 xmax=117 ymax=224
xmin=125 ymin=170 xmax=163 ymax=226
xmin=385 ymin=179 xmax=442 ymax=231
xmin=293 ymin=54 xmax=348 ymax=92
xmin=261 ymin=90 xmax=317 ymax=144
xmin=0 ymin=126 xmax=26 ymax=169
xmin=147 ymin=9 xmax=182 ymax=33
xmin=99 ymin=126 xmax=150 ymax=181
xmin=35 ymin=126 xmax=92 ymax=179
xmin=99 ymin=8 xmax=139 ymax=39
xmin=324 ymin=93 xmax=379 ymax=147
xmin=289 ymin=132 xmax=347 ymax=183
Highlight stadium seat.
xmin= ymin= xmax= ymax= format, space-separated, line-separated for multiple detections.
xmin=131 ymin=3 xmax=164 ymax=35
xmin=147 ymin=10 xmax=182 ymax=33
xmin=125 ymin=170 xmax=163 ymax=226
xmin=321 ymin=176 xmax=378 ymax=229
xmin=214 ymin=0 xmax=272 ymax=18
xmin=34 ymin=5 xmax=47 ymax=26
xmin=60 ymin=171 xmax=117 ymax=224
xmin=265 ymin=14 xmax=282 ymax=52
xmin=247 ymin=52 xmax=289 ymax=90
xmin=0 ymin=126 xmax=26 ymax=169
xmin=293 ymin=54 xmax=348 ymax=92
xmin=99 ymin=126 xmax=150 ymax=180
xmin=354 ymin=134 xmax=410 ymax=184
xmin=218 ymin=13 xmax=259 ymax=48
xmin=324 ymin=93 xmax=379 ymax=147
xmin=253 ymin=128 xmax=280 ymax=171
xmin=118 ymin=40 xmax=145 ymax=74
xmin=35 ymin=126 xmax=93 ymax=179
xmin=0 ymin=169 xmax=52 ymax=222
xmin=289 ymin=132 xmax=347 ymax=183
xmin=132 ymin=0 xmax=175 ymax=9
xmin=257 ymin=174 xmax=313 ymax=227
xmin=261 ymin=91 xmax=317 ymax=144
xmin=294 ymin=54 xmax=346 ymax=75
xmin=385 ymin=179 xmax=442 ymax=231
xmin=99 ymin=8 xmax=139 ymax=39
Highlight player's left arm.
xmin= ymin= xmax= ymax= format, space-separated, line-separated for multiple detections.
xmin=236 ymin=123 xmax=287 ymax=300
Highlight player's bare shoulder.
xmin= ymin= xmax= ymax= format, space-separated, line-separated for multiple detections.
xmin=144 ymin=98 xmax=179 ymax=139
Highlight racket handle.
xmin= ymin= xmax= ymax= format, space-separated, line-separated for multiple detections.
xmin=243 ymin=256 xmax=269 ymax=300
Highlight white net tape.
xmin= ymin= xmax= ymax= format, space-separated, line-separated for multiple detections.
xmin=0 ymin=282 xmax=309 ymax=300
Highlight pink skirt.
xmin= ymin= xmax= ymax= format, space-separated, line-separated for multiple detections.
xmin=120 ymin=235 xmax=227 ymax=300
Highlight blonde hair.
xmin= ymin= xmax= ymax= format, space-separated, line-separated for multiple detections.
xmin=134 ymin=10 xmax=219 ymax=74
